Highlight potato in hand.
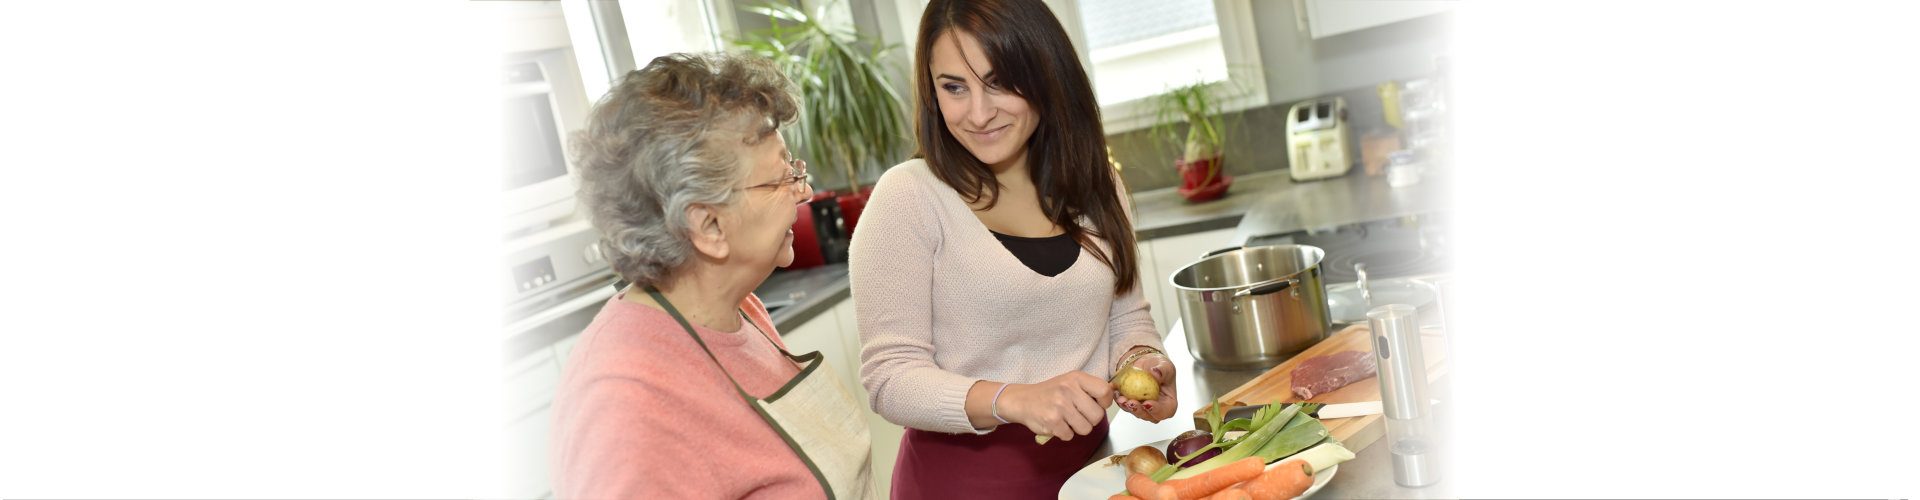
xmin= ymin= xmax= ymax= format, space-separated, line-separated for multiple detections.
xmin=1113 ymin=367 xmax=1159 ymax=401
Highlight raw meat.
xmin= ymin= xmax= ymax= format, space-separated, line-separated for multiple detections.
xmin=1290 ymin=350 xmax=1378 ymax=400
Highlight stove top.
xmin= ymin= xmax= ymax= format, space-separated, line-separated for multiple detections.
xmin=1245 ymin=213 xmax=1450 ymax=284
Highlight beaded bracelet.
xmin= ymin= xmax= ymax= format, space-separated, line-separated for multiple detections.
xmin=990 ymin=382 xmax=1012 ymax=424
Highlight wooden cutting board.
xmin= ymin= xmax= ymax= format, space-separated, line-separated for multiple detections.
xmin=1195 ymin=323 xmax=1449 ymax=453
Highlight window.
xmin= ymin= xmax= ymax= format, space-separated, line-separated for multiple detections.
xmin=617 ymin=0 xmax=726 ymax=62
xmin=888 ymin=0 xmax=1265 ymax=133
xmin=1073 ymin=0 xmax=1265 ymax=133
xmin=1077 ymin=0 xmax=1227 ymax=107
xmin=560 ymin=0 xmax=728 ymax=99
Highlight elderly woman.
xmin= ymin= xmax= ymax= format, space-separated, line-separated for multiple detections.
xmin=549 ymin=52 xmax=875 ymax=500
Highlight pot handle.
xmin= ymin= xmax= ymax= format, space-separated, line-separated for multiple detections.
xmin=1235 ymin=277 xmax=1299 ymax=297
xmin=1200 ymin=246 xmax=1243 ymax=259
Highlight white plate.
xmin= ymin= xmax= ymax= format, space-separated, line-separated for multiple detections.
xmin=1056 ymin=436 xmax=1336 ymax=500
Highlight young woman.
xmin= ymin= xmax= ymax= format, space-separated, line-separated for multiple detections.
xmin=849 ymin=0 xmax=1178 ymax=497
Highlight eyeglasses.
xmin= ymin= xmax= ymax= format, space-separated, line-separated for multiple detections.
xmin=742 ymin=154 xmax=811 ymax=196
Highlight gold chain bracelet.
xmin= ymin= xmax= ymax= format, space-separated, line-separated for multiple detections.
xmin=1116 ymin=346 xmax=1164 ymax=376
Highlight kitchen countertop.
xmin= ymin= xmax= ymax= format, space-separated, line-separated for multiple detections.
xmin=755 ymin=263 xmax=852 ymax=332
xmin=1226 ymin=166 xmax=1451 ymax=245
xmin=1127 ymin=169 xmax=1295 ymax=240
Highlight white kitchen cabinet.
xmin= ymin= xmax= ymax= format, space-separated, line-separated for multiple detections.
xmin=503 ymin=347 xmax=559 ymax=424
xmin=502 ymin=346 xmax=561 ymax=500
xmin=778 ymin=305 xmax=863 ymax=399
xmin=829 ymin=299 xmax=903 ymax=496
xmin=1144 ymin=227 xmax=1240 ymax=344
xmin=550 ymin=331 xmax=581 ymax=366
xmin=829 ymin=300 xmax=867 ymax=401
xmin=502 ymin=302 xmax=591 ymax=500
xmin=1303 ymin=0 xmax=1452 ymax=39
xmin=505 ymin=407 xmax=555 ymax=500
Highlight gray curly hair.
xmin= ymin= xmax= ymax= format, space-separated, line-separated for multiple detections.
xmin=570 ymin=52 xmax=800 ymax=288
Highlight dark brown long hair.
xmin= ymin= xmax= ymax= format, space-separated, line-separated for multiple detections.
xmin=912 ymin=0 xmax=1138 ymax=295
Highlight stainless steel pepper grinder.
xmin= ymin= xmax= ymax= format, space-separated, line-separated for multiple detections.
xmin=1367 ymin=303 xmax=1439 ymax=488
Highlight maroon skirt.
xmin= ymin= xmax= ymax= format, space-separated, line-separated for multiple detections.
xmin=891 ymin=418 xmax=1108 ymax=499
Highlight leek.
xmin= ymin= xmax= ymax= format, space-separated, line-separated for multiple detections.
xmin=1171 ymin=401 xmax=1290 ymax=468
xmin=1251 ymin=413 xmax=1328 ymax=463
xmin=1165 ymin=400 xmax=1303 ymax=480
xmin=1283 ymin=441 xmax=1356 ymax=475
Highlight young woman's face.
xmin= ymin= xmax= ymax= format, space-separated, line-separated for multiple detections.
xmin=928 ymin=30 xmax=1038 ymax=171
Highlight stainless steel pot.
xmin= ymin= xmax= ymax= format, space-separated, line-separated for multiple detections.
xmin=1170 ymin=245 xmax=1332 ymax=369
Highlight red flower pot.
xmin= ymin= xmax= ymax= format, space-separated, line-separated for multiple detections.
xmin=1176 ymin=155 xmax=1233 ymax=202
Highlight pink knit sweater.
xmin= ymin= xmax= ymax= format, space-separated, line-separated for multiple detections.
xmin=549 ymin=291 xmax=821 ymax=500
xmin=850 ymin=159 xmax=1164 ymax=434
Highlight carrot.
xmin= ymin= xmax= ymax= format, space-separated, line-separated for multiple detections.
xmin=1240 ymin=459 xmax=1315 ymax=500
xmin=1125 ymin=473 xmax=1177 ymax=500
xmin=1159 ymin=456 xmax=1265 ymax=499
xmin=1107 ymin=495 xmax=1143 ymax=500
xmin=1208 ymin=486 xmax=1252 ymax=500
xmin=1126 ymin=473 xmax=1160 ymax=498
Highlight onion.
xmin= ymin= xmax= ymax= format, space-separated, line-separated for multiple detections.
xmin=1124 ymin=445 xmax=1167 ymax=477
xmin=1165 ymin=429 xmax=1219 ymax=468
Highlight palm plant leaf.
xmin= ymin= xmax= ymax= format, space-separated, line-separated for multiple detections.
xmin=731 ymin=0 xmax=908 ymax=191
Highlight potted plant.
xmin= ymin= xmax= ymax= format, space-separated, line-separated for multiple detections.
xmin=1147 ymin=80 xmax=1235 ymax=202
xmin=734 ymin=1 xmax=909 ymax=241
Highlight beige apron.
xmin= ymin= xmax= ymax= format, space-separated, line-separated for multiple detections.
xmin=647 ymin=287 xmax=875 ymax=500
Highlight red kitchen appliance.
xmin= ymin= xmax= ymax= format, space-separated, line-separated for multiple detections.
xmin=788 ymin=201 xmax=824 ymax=269
xmin=810 ymin=191 xmax=850 ymax=264
xmin=786 ymin=192 xmax=851 ymax=270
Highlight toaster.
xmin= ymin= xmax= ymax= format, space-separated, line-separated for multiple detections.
xmin=1287 ymin=97 xmax=1353 ymax=181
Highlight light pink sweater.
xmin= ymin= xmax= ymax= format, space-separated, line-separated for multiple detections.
xmin=850 ymin=159 xmax=1163 ymax=434
xmin=549 ymin=292 xmax=821 ymax=500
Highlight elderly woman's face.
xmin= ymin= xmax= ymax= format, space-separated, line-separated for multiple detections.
xmin=725 ymin=129 xmax=809 ymax=270
xmin=929 ymin=30 xmax=1039 ymax=171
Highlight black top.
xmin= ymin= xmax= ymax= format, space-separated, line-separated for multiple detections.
xmin=990 ymin=230 xmax=1080 ymax=277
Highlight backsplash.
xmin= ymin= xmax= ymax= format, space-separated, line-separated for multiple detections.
xmin=1109 ymin=82 xmax=1415 ymax=193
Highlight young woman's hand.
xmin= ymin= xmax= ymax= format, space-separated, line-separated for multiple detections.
xmin=999 ymin=371 xmax=1114 ymax=441
xmin=1115 ymin=351 xmax=1178 ymax=423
